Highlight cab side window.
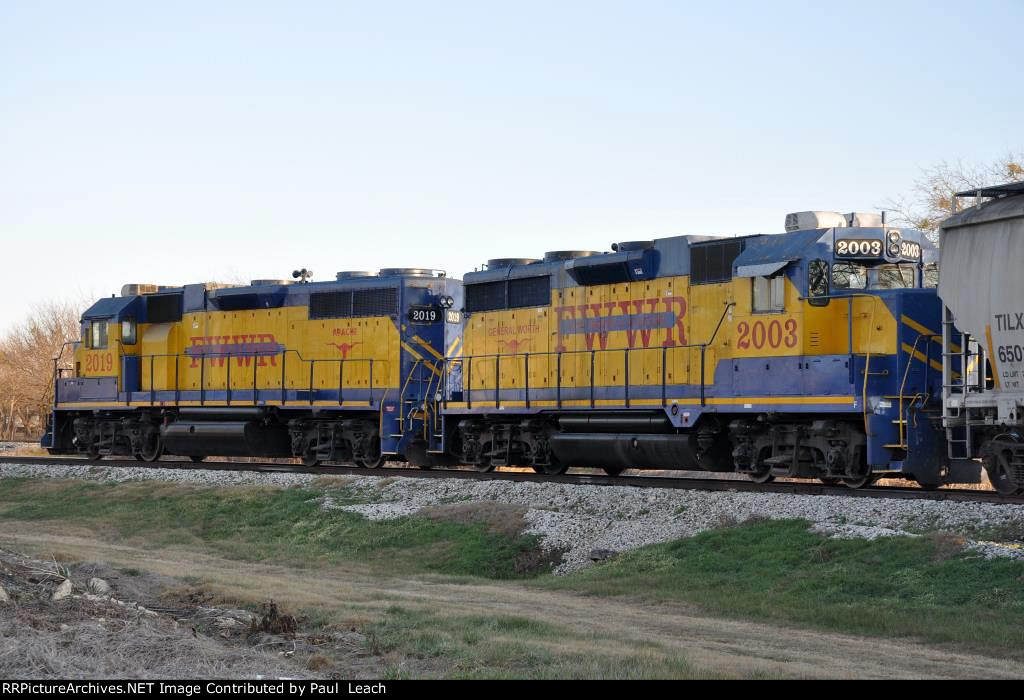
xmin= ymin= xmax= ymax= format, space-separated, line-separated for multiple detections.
xmin=89 ymin=321 xmax=108 ymax=349
xmin=121 ymin=319 xmax=137 ymax=345
xmin=752 ymin=275 xmax=785 ymax=313
xmin=808 ymin=260 xmax=829 ymax=306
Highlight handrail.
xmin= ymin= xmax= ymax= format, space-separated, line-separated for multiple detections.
xmin=60 ymin=347 xmax=392 ymax=407
xmin=803 ymin=292 xmax=885 ymax=435
xmin=397 ymin=359 xmax=422 ymax=433
xmin=394 ymin=357 xmax=442 ymax=438
xmin=448 ymin=301 xmax=736 ymax=409
xmin=422 ymin=361 xmax=442 ymax=440
xmin=895 ymin=333 xmax=940 ymax=448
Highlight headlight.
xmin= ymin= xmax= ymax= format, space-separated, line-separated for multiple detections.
xmin=886 ymin=230 xmax=901 ymax=256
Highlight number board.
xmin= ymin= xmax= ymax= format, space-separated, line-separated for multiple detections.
xmin=445 ymin=310 xmax=462 ymax=324
xmin=835 ymin=239 xmax=883 ymax=257
xmin=407 ymin=306 xmax=441 ymax=324
xmin=835 ymin=238 xmax=922 ymax=260
xmin=897 ymin=241 xmax=922 ymax=260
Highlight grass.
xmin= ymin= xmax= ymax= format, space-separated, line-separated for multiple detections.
xmin=0 ymin=478 xmax=551 ymax=579
xmin=539 ymin=518 xmax=1024 ymax=653
xmin=4 ymin=477 xmax=1024 ymax=674
xmin=361 ymin=605 xmax=738 ymax=679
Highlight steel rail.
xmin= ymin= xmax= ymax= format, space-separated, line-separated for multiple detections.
xmin=2 ymin=456 xmax=1021 ymax=506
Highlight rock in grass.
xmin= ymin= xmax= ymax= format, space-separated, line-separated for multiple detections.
xmin=52 ymin=579 xmax=73 ymax=601
xmin=88 ymin=577 xmax=110 ymax=594
xmin=590 ymin=548 xmax=618 ymax=562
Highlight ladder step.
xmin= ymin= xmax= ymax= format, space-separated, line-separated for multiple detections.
xmin=891 ymin=419 xmax=907 ymax=424
xmin=883 ymin=444 xmax=908 ymax=449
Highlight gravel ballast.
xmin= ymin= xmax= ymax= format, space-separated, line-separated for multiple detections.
xmin=3 ymin=463 xmax=1023 ymax=573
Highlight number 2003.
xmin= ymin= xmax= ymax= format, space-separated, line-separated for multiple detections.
xmin=736 ymin=319 xmax=798 ymax=350
xmin=836 ymin=239 xmax=882 ymax=256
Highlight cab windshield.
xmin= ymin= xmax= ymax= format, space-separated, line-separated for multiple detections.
xmin=831 ymin=262 xmax=867 ymax=290
xmin=871 ymin=263 xmax=916 ymax=289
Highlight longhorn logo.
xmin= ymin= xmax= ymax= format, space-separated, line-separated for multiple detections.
xmin=327 ymin=341 xmax=362 ymax=358
xmin=498 ymin=338 xmax=531 ymax=354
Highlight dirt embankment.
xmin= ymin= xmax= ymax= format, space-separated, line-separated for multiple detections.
xmin=0 ymin=547 xmax=381 ymax=679
xmin=2 ymin=527 xmax=1022 ymax=680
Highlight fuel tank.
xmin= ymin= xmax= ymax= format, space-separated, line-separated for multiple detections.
xmin=549 ymin=432 xmax=700 ymax=470
xmin=161 ymin=421 xmax=292 ymax=457
xmin=557 ymin=413 xmax=672 ymax=434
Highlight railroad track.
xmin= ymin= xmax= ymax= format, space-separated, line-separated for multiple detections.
xmin=2 ymin=455 xmax=1022 ymax=506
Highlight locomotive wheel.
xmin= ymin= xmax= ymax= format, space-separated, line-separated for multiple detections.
xmin=137 ymin=431 xmax=163 ymax=463
xmin=356 ymin=454 xmax=386 ymax=468
xmin=603 ymin=467 xmax=625 ymax=477
xmin=300 ymin=444 xmax=321 ymax=468
xmin=356 ymin=441 xmax=385 ymax=468
xmin=86 ymin=444 xmax=102 ymax=461
xmin=746 ymin=468 xmax=774 ymax=484
xmin=819 ymin=477 xmax=841 ymax=486
xmin=189 ymin=455 xmax=206 ymax=463
xmin=532 ymin=462 xmax=569 ymax=476
xmin=987 ymin=449 xmax=1021 ymax=496
xmin=473 ymin=443 xmax=495 ymax=472
xmin=842 ymin=474 xmax=876 ymax=489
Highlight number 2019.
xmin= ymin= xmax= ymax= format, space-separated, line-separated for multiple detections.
xmin=736 ymin=319 xmax=798 ymax=350
xmin=85 ymin=353 xmax=113 ymax=372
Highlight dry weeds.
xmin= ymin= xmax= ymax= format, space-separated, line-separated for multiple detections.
xmin=418 ymin=501 xmax=529 ymax=539
xmin=0 ymin=547 xmax=378 ymax=680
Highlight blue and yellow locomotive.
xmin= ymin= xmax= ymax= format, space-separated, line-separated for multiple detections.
xmin=45 ymin=269 xmax=462 ymax=467
xmin=439 ymin=212 xmax=959 ymax=488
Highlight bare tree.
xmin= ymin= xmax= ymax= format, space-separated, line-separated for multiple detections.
xmin=884 ymin=152 xmax=1024 ymax=240
xmin=0 ymin=302 xmax=82 ymax=440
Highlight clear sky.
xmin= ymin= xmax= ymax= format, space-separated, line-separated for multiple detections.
xmin=1 ymin=0 xmax=1021 ymax=331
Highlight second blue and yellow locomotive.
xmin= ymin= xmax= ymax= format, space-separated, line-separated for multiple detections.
xmin=45 ymin=269 xmax=461 ymax=467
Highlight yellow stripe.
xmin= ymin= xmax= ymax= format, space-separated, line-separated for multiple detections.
xmin=402 ymin=342 xmax=426 ymax=362
xmin=287 ymin=401 xmax=374 ymax=407
xmin=446 ymin=395 xmax=856 ymax=410
xmin=901 ymin=342 xmax=946 ymax=374
xmin=986 ymin=324 xmax=1001 ymax=390
xmin=411 ymin=334 xmax=444 ymax=361
xmin=702 ymin=396 xmax=856 ymax=406
xmin=56 ymin=402 xmax=127 ymax=408
xmin=57 ymin=399 xmax=383 ymax=409
xmin=401 ymin=342 xmax=442 ymax=376
xmin=902 ymin=315 xmax=960 ymax=354
xmin=446 ymin=337 xmax=462 ymax=357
